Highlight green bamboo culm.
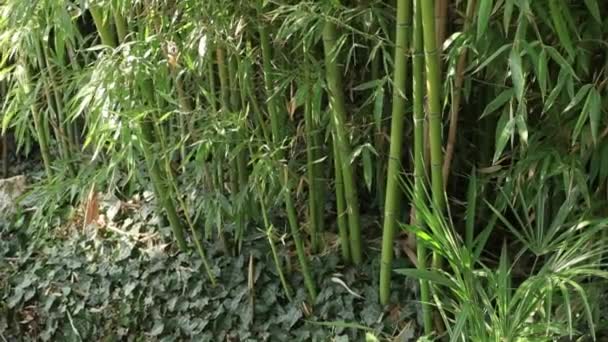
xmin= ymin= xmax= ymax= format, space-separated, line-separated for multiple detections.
xmin=332 ymin=135 xmax=351 ymax=263
xmin=20 ymin=60 xmax=52 ymax=178
xmin=217 ymin=46 xmax=245 ymax=252
xmin=37 ymin=40 xmax=77 ymax=173
xmin=140 ymin=128 xmax=188 ymax=252
xmin=303 ymin=66 xmax=321 ymax=253
xmin=420 ymin=0 xmax=444 ymax=211
xmin=227 ymin=52 xmax=249 ymax=252
xmin=89 ymin=5 xmax=117 ymax=48
xmin=258 ymin=23 xmax=282 ymax=143
xmin=33 ymin=39 xmax=73 ymax=173
xmin=205 ymin=40 xmax=218 ymax=113
xmin=379 ymin=0 xmax=411 ymax=306
xmin=139 ymin=80 xmax=189 ymax=252
xmin=260 ymin=197 xmax=293 ymax=301
xmin=322 ymin=19 xmax=363 ymax=265
xmin=112 ymin=8 xmax=127 ymax=43
xmin=167 ymin=167 xmax=216 ymax=286
xmin=283 ymin=166 xmax=318 ymax=300
xmin=412 ymin=0 xmax=432 ymax=333
xmin=371 ymin=51 xmax=385 ymax=209
xmin=420 ymin=0 xmax=445 ymax=274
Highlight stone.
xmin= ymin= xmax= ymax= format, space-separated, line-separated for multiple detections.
xmin=0 ymin=175 xmax=26 ymax=219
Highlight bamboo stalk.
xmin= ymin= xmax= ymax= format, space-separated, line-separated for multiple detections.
xmin=90 ymin=6 xmax=117 ymax=47
xmin=38 ymin=41 xmax=79 ymax=176
xmin=258 ymin=18 xmax=317 ymax=299
xmin=304 ymin=73 xmax=321 ymax=253
xmin=283 ymin=166 xmax=317 ymax=300
xmin=259 ymin=24 xmax=283 ymax=143
xmin=216 ymin=47 xmax=230 ymax=110
xmin=33 ymin=39 xmax=72 ymax=167
xmin=442 ymin=0 xmax=476 ymax=186
xmin=140 ymin=119 xmax=188 ymax=251
xmin=435 ymin=0 xmax=448 ymax=55
xmin=333 ymin=134 xmax=351 ymax=263
xmin=260 ymin=197 xmax=293 ymax=301
xmin=20 ymin=58 xmax=52 ymax=177
xmin=322 ymin=19 xmax=363 ymax=265
xmin=1 ymin=133 xmax=7 ymax=178
xmin=413 ymin=0 xmax=432 ymax=333
xmin=206 ymin=41 xmax=218 ymax=113
xmin=379 ymin=0 xmax=411 ymax=305
xmin=420 ymin=0 xmax=445 ymax=212
xmin=218 ymin=46 xmax=245 ymax=250
xmin=168 ymin=163 xmax=217 ymax=286
xmin=238 ymin=40 xmax=270 ymax=145
xmin=113 ymin=9 xmax=128 ymax=43
xmin=227 ymin=52 xmax=249 ymax=251
xmin=371 ymin=51 xmax=386 ymax=209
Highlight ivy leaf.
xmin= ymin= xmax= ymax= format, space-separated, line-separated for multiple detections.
xmin=7 ymin=288 xmax=24 ymax=309
xmin=148 ymin=321 xmax=164 ymax=336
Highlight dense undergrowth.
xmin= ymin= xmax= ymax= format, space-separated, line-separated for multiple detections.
xmin=1 ymin=192 xmax=417 ymax=341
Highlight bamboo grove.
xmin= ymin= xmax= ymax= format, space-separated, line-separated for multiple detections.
xmin=2 ymin=0 xmax=608 ymax=339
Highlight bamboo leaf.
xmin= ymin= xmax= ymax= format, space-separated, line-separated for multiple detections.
xmin=546 ymin=46 xmax=578 ymax=80
xmin=548 ymin=0 xmax=575 ymax=59
xmin=394 ymin=268 xmax=454 ymax=288
xmin=563 ymin=84 xmax=592 ymax=113
xmin=558 ymin=282 xmax=574 ymax=339
xmin=481 ymin=89 xmax=513 ymax=118
xmin=584 ymin=0 xmax=602 ymax=23
xmin=473 ymin=44 xmax=511 ymax=74
xmin=503 ymin=0 xmax=514 ymax=34
xmin=353 ymin=79 xmax=382 ymax=91
xmin=509 ymin=49 xmax=525 ymax=102
xmin=588 ymin=88 xmax=601 ymax=145
xmin=477 ymin=0 xmax=494 ymax=40
xmin=572 ymin=89 xmax=595 ymax=142
xmin=515 ymin=111 xmax=528 ymax=146
xmin=537 ymin=48 xmax=548 ymax=98
xmin=373 ymin=86 xmax=384 ymax=132
xmin=362 ymin=147 xmax=373 ymax=192
xmin=493 ymin=111 xmax=515 ymax=163
xmin=567 ymin=280 xmax=596 ymax=340
xmin=465 ymin=168 xmax=477 ymax=249
xmin=544 ymin=67 xmax=570 ymax=113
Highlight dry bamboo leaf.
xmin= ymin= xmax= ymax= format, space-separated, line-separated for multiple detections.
xmin=83 ymin=185 xmax=99 ymax=226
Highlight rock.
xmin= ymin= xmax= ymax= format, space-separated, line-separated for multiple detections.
xmin=0 ymin=175 xmax=26 ymax=219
